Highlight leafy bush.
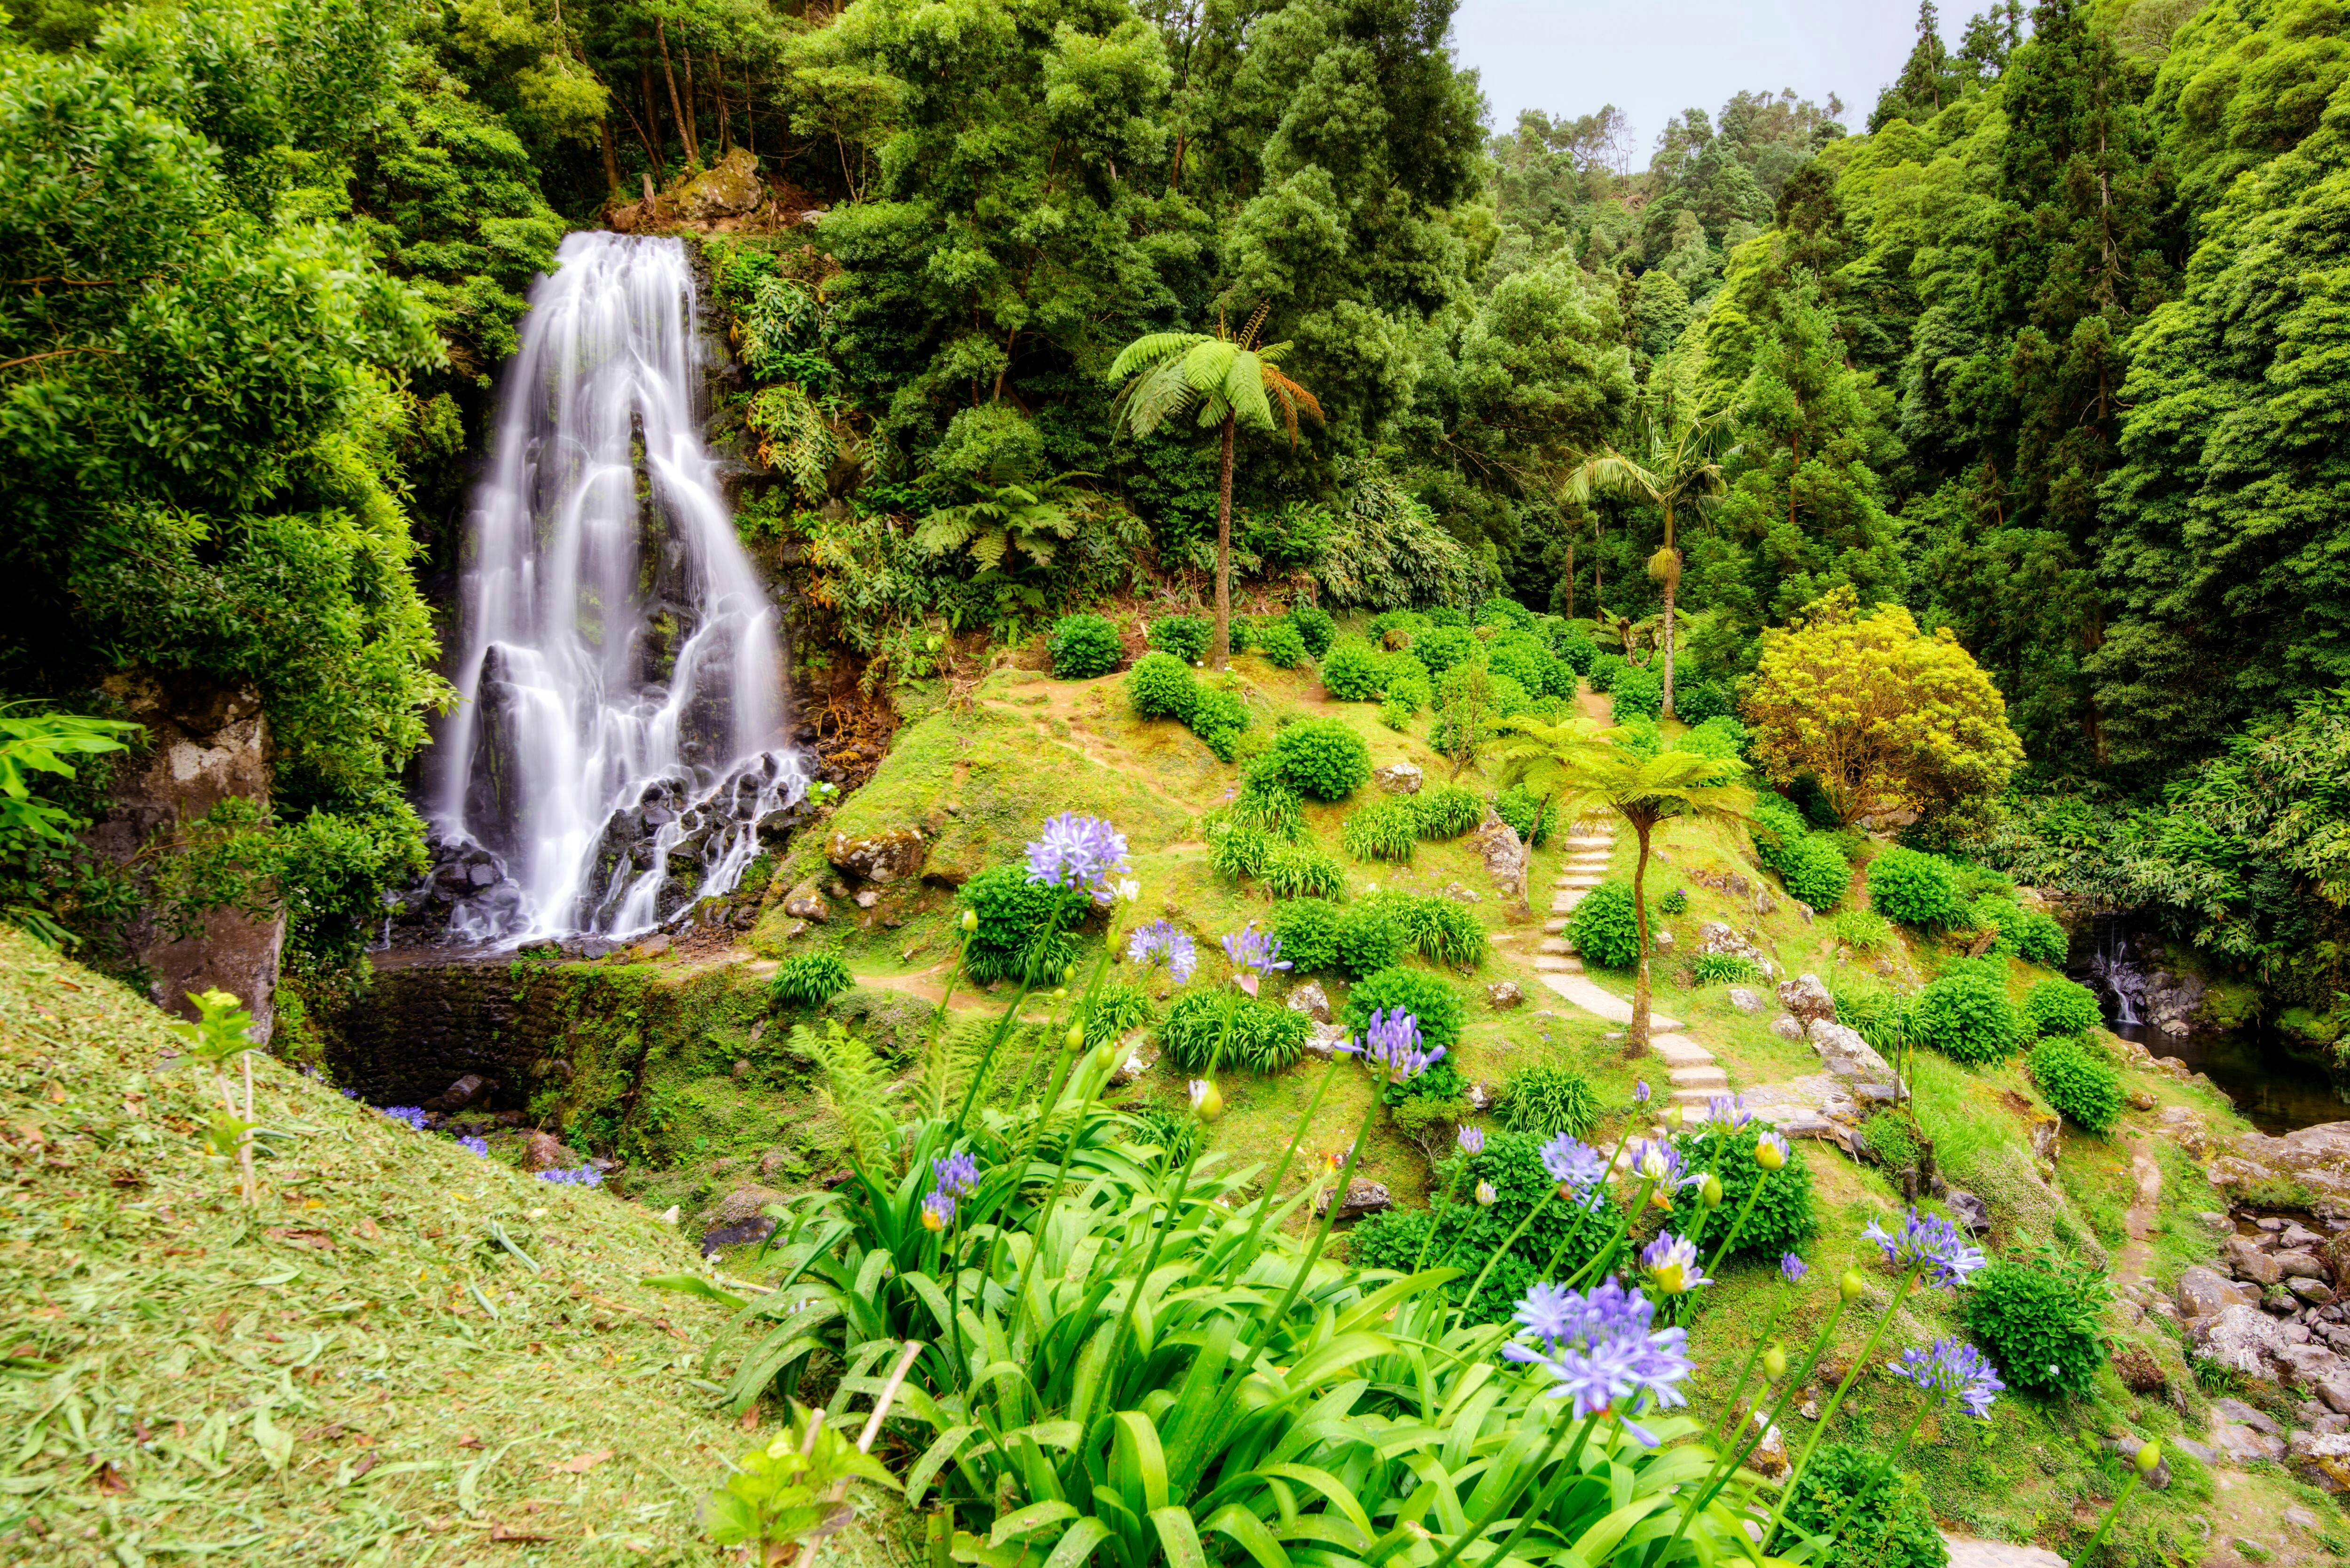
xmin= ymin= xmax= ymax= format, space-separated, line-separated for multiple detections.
xmin=2029 ymin=1036 xmax=2124 ymax=1133
xmin=770 ymin=952 xmax=853 ymax=1008
xmin=1587 ymin=653 xmax=1628 ymax=692
xmin=1680 ymin=715 xmax=1748 ymax=761
xmin=1750 ymin=793 xmax=1809 ymax=877
xmin=1125 ymin=651 xmax=1198 ymax=722
xmin=1270 ymin=899 xmax=1342 ymax=974
xmin=1414 ymin=783 xmax=1482 ymax=839
xmin=1910 ymin=972 xmax=2025 ymax=1065
xmin=1610 ymin=668 xmax=1662 ymax=722
xmin=1869 ymin=847 xmax=1968 ymax=929
xmin=1779 ymin=832 xmax=1853 ymax=911
xmin=1831 ymin=909 xmax=1894 ymax=952
xmin=1367 ymin=609 xmax=1427 ymax=646
xmin=1677 ymin=1116 xmax=1817 ymax=1258
xmin=1487 ymin=635 xmax=1554 ymax=694
xmin=1778 ymin=1444 xmax=1946 ymax=1568
xmin=1428 ymin=606 xmax=1471 ymax=629
xmin=1319 ymin=639 xmax=1388 ymax=701
xmin=961 ymin=864 xmax=1088 ymax=984
xmin=1206 ymin=817 xmax=1272 ymax=879
xmin=1498 ymin=1065 xmax=1600 ymax=1137
xmin=1081 ymin=980 xmax=1156 ymax=1047
xmin=1567 ymin=880 xmax=1641 ymax=970
xmin=1161 ymin=991 xmax=1309 ymax=1074
xmin=1970 ymin=895 xmax=2069 ymax=967
xmin=1857 ymin=1111 xmax=1920 ymax=1172
xmin=1226 ymin=617 xmax=1257 ymax=655
xmin=1334 ymin=902 xmax=1406 ymax=978
xmin=1230 ymin=763 xmax=1303 ymax=841
xmin=1493 ymin=785 xmax=1557 ymax=847
xmin=1372 ymin=892 xmax=1488 ymax=969
xmin=1673 ymin=679 xmax=1731 ymax=722
xmin=1476 ymin=597 xmax=1534 ymax=631
xmin=1963 ymin=1254 xmax=2112 ymax=1397
xmin=1555 ymin=633 xmax=1598 ymax=675
xmin=1148 ymin=615 xmax=1211 ymax=664
xmin=1410 ymin=624 xmax=1478 ymax=673
xmin=1346 ymin=967 xmax=1465 ymax=1055
xmin=1341 ymin=797 xmax=1420 ymax=861
xmin=1289 ymin=603 xmax=1335 ymax=657
xmin=1385 ymin=669 xmax=1433 ymax=714
xmin=1659 ymin=888 xmax=1689 ymax=915
xmin=1263 ymin=843 xmax=1346 ymax=900
xmin=1271 ymin=717 xmax=1372 ymax=800
xmin=1047 ymin=613 xmax=1124 ymax=679
xmin=1379 ymin=698 xmax=1414 ymax=731
xmin=1189 ymin=688 xmax=1251 ymax=761
xmin=1688 ymin=953 xmax=1764 ymax=987
xmin=1254 ymin=619 xmax=1309 ymax=669
xmin=2022 ymin=977 xmax=2101 ymax=1038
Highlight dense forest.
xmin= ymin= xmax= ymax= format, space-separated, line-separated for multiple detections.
xmin=5 ymin=0 xmax=2350 ymax=1025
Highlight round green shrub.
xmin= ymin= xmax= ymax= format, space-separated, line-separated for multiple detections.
xmin=1289 ymin=603 xmax=1336 ymax=657
xmin=1910 ymin=972 xmax=2025 ymax=1065
xmin=1148 ymin=615 xmax=1211 ymax=664
xmin=1345 ymin=966 xmax=1466 ymax=1057
xmin=1779 ymin=832 xmax=1853 ymax=912
xmin=1684 ymin=714 xmax=1748 ymax=760
xmin=1206 ymin=817 xmax=1271 ymax=879
xmin=1869 ymin=847 xmax=1968 ymax=929
xmin=1493 ymin=785 xmax=1557 ymax=846
xmin=1498 ymin=1065 xmax=1600 ymax=1137
xmin=1972 ymin=895 xmax=2070 ymax=967
xmin=1270 ymin=898 xmax=1342 ymax=973
xmin=1318 ymin=639 xmax=1388 ymax=701
xmin=1227 ymin=616 xmax=1257 ymax=654
xmin=1567 ymin=880 xmax=1641 ymax=970
xmin=1778 ymin=1444 xmax=1945 ymax=1568
xmin=1367 ymin=609 xmax=1427 ymax=646
xmin=2029 ymin=1035 xmax=2124 ymax=1133
xmin=1263 ymin=843 xmax=1345 ymax=900
xmin=1674 ymin=1117 xmax=1817 ymax=1259
xmin=1341 ymin=797 xmax=1420 ymax=861
xmin=1378 ymin=698 xmax=1413 ymax=731
xmin=1427 ymin=606 xmax=1471 ymax=629
xmin=1610 ymin=668 xmax=1662 ymax=722
xmin=1476 ymin=597 xmax=1534 ymax=631
xmin=1271 ymin=717 xmax=1372 ymax=801
xmin=1161 ymin=991 xmax=1309 ymax=1073
xmin=1373 ymin=891 xmax=1488 ymax=969
xmin=1334 ymin=903 xmax=1406 ymax=978
xmin=1125 ymin=651 xmax=1198 ymax=722
xmin=1586 ymin=653 xmax=1628 ymax=692
xmin=1555 ymin=633 xmax=1598 ymax=675
xmin=1413 ymin=783 xmax=1483 ymax=839
xmin=770 ymin=952 xmax=853 ymax=1008
xmin=1538 ymin=655 xmax=1581 ymax=701
xmin=1750 ymin=793 xmax=1809 ymax=877
xmin=1047 ymin=613 xmax=1124 ymax=679
xmin=1253 ymin=619 xmax=1308 ymax=669
xmin=961 ymin=863 xmax=1089 ymax=984
xmin=1673 ymin=679 xmax=1731 ymax=722
xmin=1189 ymin=688 xmax=1251 ymax=761
xmin=2022 ymin=977 xmax=2101 ymax=1038
xmin=1410 ymin=624 xmax=1478 ymax=674
xmin=1384 ymin=670 xmax=1433 ymax=714
xmin=1962 ymin=1255 xmax=2111 ymax=1397
xmin=1488 ymin=635 xmax=1554 ymax=694
xmin=1081 ymin=980 xmax=1156 ymax=1047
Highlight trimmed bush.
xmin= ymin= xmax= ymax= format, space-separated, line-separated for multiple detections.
xmin=1345 ymin=967 xmax=1466 ymax=1056
xmin=770 ymin=952 xmax=853 ymax=1008
xmin=1271 ymin=717 xmax=1372 ymax=801
xmin=1476 ymin=597 xmax=1534 ymax=631
xmin=1659 ymin=888 xmax=1688 ymax=914
xmin=1869 ymin=847 xmax=1968 ymax=929
xmin=1610 ymin=668 xmax=1662 ymax=722
xmin=1682 ymin=715 xmax=1748 ymax=761
xmin=1384 ymin=669 xmax=1433 ymax=714
xmin=1971 ymin=895 xmax=2069 ymax=967
xmin=1342 ymin=797 xmax=1420 ymax=861
xmin=1750 ymin=793 xmax=1808 ymax=877
xmin=1963 ymin=1254 xmax=2112 ymax=1398
xmin=1427 ymin=606 xmax=1471 ymax=629
xmin=1567 ymin=880 xmax=1641 ymax=970
xmin=1227 ymin=616 xmax=1257 ymax=655
xmin=1367 ymin=609 xmax=1426 ymax=647
xmin=2022 ymin=977 xmax=2101 ymax=1038
xmin=1414 ymin=783 xmax=1483 ymax=839
xmin=1319 ymin=640 xmax=1388 ymax=700
xmin=1410 ymin=624 xmax=1478 ymax=673
xmin=1290 ymin=603 xmax=1336 ymax=657
xmin=1047 ymin=613 xmax=1125 ymax=679
xmin=1675 ymin=1116 xmax=1817 ymax=1259
xmin=1263 ymin=843 xmax=1346 ymax=900
xmin=1498 ymin=1066 xmax=1600 ymax=1137
xmin=1555 ymin=633 xmax=1598 ymax=675
xmin=1778 ymin=832 xmax=1853 ymax=912
xmin=1161 ymin=991 xmax=1309 ymax=1073
xmin=1270 ymin=899 xmax=1342 ymax=974
xmin=2029 ymin=1035 xmax=2124 ymax=1133
xmin=1334 ymin=903 xmax=1406 ymax=978
xmin=1778 ymin=1444 xmax=1946 ymax=1568
xmin=1487 ymin=635 xmax=1554 ymax=694
xmin=1379 ymin=698 xmax=1414 ymax=731
xmin=1673 ymin=679 xmax=1731 ymax=722
xmin=1910 ymin=972 xmax=2025 ymax=1065
xmin=1586 ymin=653 xmax=1628 ymax=693
xmin=1254 ymin=618 xmax=1309 ymax=669
xmin=1493 ymin=785 xmax=1557 ymax=847
xmin=1189 ymin=688 xmax=1251 ymax=761
xmin=1148 ymin=615 xmax=1211 ymax=664
xmin=1125 ymin=652 xmax=1198 ymax=722
xmin=961 ymin=863 xmax=1088 ymax=984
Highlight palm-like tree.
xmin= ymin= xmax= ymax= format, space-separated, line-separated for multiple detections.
xmin=1491 ymin=716 xmax=1755 ymax=1056
xmin=1107 ymin=306 xmax=1323 ymax=668
xmin=1562 ymin=404 xmax=1730 ymax=719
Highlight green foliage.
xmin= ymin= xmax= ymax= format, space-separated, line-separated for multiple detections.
xmin=1318 ymin=639 xmax=1389 ymax=702
xmin=1378 ymin=697 xmax=1415 ymax=731
xmin=1673 ymin=680 xmax=1731 ymax=723
xmin=1555 ymin=633 xmax=1598 ymax=675
xmin=1081 ymin=981 xmax=1156 ymax=1048
xmin=1345 ymin=967 xmax=1465 ymax=1056
xmin=1778 ymin=1443 xmax=1946 ymax=1568
xmin=1413 ymin=783 xmax=1483 ymax=839
xmin=1609 ymin=667 xmax=1663 ymax=722
xmin=1149 ymin=616 xmax=1211 ymax=664
xmin=1676 ymin=1117 xmax=1817 ymax=1259
xmin=2022 ymin=978 xmax=2102 ymax=1039
xmin=1371 ymin=891 xmax=1489 ymax=970
xmin=1334 ymin=902 xmax=1407 ymax=979
xmin=1567 ymin=880 xmax=1642 ymax=970
xmin=1750 ymin=793 xmax=1809 ymax=878
xmin=1857 ymin=1111 xmax=1921 ymax=1173
xmin=1188 ymin=688 xmax=1252 ymax=762
xmin=769 ymin=954 xmax=854 ymax=1009
xmin=958 ymin=864 xmax=1087 ymax=985
xmin=1478 ymin=598 xmax=1535 ymax=631
xmin=1487 ymin=635 xmax=1556 ymax=696
xmin=1160 ymin=991 xmax=1308 ymax=1074
xmin=1778 ymin=831 xmax=1853 ymax=911
xmin=1262 ymin=843 xmax=1346 ymax=901
xmin=1270 ymin=717 xmax=1372 ymax=800
xmin=1289 ymin=603 xmax=1336 ymax=657
xmin=1046 ymin=613 xmax=1124 ymax=679
xmin=1963 ymin=1254 xmax=2113 ymax=1398
xmin=702 ymin=1402 xmax=900 ymax=1560
xmin=1687 ymin=954 xmax=1764 ymax=987
xmin=1588 ymin=654 xmax=1629 ymax=693
xmin=2029 ymin=1036 xmax=2124 ymax=1134
xmin=1270 ymin=899 xmax=1342 ymax=975
xmin=1911 ymin=973 xmax=2025 ymax=1066
xmin=1410 ymin=624 xmax=1479 ymax=673
xmin=1492 ymin=785 xmax=1557 ymax=847
xmin=1125 ymin=652 xmax=1198 ymax=722
xmin=1498 ymin=1065 xmax=1600 ymax=1138
xmin=1341 ymin=797 xmax=1420 ymax=862
xmin=1970 ymin=895 xmax=2070 ymax=967
xmin=1253 ymin=618 xmax=1309 ymax=669
xmin=1206 ymin=818 xmax=1272 ymax=881
xmin=1869 ymin=847 xmax=1969 ymax=930
xmin=1658 ymin=888 xmax=1689 ymax=915
xmin=1831 ymin=909 xmax=1895 ymax=952
xmin=1229 ymin=763 xmax=1304 ymax=841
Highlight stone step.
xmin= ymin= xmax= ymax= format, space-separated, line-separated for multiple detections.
xmin=1543 ymin=918 xmax=1568 ymax=934
xmin=1670 ymin=1088 xmax=1719 ymax=1107
xmin=1531 ymin=972 xmax=1682 ymax=1028
xmin=1564 ymin=836 xmax=1613 ymax=849
xmin=1554 ymin=874 xmax=1604 ymax=889
xmin=1531 ymin=955 xmax=1583 ymax=974
xmin=1668 ymin=1064 xmax=1729 ymax=1090
xmin=1550 ymin=892 xmax=1590 ymax=914
xmin=1538 ymin=937 xmax=1575 ymax=955
xmin=1649 ymin=1034 xmax=1715 ymax=1068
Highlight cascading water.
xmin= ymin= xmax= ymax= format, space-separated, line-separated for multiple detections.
xmin=426 ymin=231 xmax=806 ymax=944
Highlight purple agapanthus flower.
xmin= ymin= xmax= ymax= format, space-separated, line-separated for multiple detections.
xmin=932 ymin=1151 xmax=980 ymax=1197
xmin=1025 ymin=813 xmax=1131 ymax=904
xmin=1633 ymin=1080 xmax=1652 ymax=1104
xmin=538 ymin=1164 xmax=603 ymax=1186
xmin=1707 ymin=1093 xmax=1753 ymax=1129
xmin=1502 ymin=1277 xmax=1694 ymax=1445
xmin=1625 ymin=1137 xmax=1704 ymax=1195
xmin=1755 ymin=1129 xmax=1792 ymax=1169
xmin=1350 ymin=1008 xmax=1442 ymax=1081
xmin=1219 ymin=922 xmax=1291 ymax=978
xmin=920 ymin=1190 xmax=956 ymax=1232
xmin=458 ymin=1135 xmax=490 ymax=1157
xmin=1457 ymin=1125 xmax=1486 ymax=1156
xmin=1889 ymin=1337 xmax=2005 ymax=1420
xmin=1540 ymin=1132 xmax=1610 ymax=1199
xmin=1863 ymin=1208 xmax=1987 ymax=1287
xmin=1640 ymin=1232 xmax=1712 ymax=1296
xmin=379 ymin=1106 xmax=429 ymax=1131
xmin=1126 ymin=919 xmax=1198 ymax=983
xmin=1780 ymin=1252 xmax=1809 ymax=1285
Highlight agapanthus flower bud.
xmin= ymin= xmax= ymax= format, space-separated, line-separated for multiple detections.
xmin=1189 ymin=1078 xmax=1223 ymax=1122
xmin=1476 ymin=1180 xmax=1497 ymax=1206
xmin=1457 ymin=1125 xmax=1486 ymax=1156
xmin=1699 ymin=1173 xmax=1724 ymax=1209
xmin=1640 ymin=1231 xmax=1712 ymax=1296
xmin=1840 ymin=1269 xmax=1867 ymax=1302
xmin=1762 ymin=1343 xmax=1788 ymax=1381
xmin=2135 ymin=1441 xmax=2161 ymax=1473
xmin=1065 ymin=1023 xmax=1085 ymax=1051
xmin=1756 ymin=1130 xmax=1789 ymax=1170
xmin=961 ymin=908 xmax=979 ymax=934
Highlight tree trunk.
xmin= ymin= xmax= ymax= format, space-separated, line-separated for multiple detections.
xmin=656 ymin=22 xmax=697 ymax=169
xmin=714 ymin=53 xmax=729 ymax=155
xmin=682 ymin=49 xmax=699 ymax=166
xmin=641 ymin=65 xmax=665 ymax=179
xmin=1564 ymin=541 xmax=1575 ymax=621
xmin=1213 ymin=412 xmax=1235 ymax=669
xmin=1629 ymin=818 xmax=1653 ymax=1057
xmin=1659 ymin=501 xmax=1677 ymax=721
xmin=598 ymin=117 xmax=620 ymax=195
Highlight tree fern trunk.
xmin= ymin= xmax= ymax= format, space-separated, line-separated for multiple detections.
xmin=1214 ymin=413 xmax=1235 ymax=669
xmin=1660 ymin=503 xmax=1677 ymax=721
xmin=1629 ymin=818 xmax=1652 ymax=1058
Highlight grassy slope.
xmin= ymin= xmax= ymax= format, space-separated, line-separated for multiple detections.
xmin=0 ymin=924 xmax=758 ymax=1566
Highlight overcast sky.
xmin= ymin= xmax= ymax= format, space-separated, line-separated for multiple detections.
xmin=1450 ymin=0 xmax=1950 ymax=152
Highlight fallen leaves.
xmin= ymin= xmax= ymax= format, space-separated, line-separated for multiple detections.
xmin=549 ymin=1448 xmax=612 ymax=1475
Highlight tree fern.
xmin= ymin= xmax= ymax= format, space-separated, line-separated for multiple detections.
xmin=795 ymin=1022 xmax=894 ymax=1174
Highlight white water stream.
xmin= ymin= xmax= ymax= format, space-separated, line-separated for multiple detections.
xmin=431 ymin=231 xmax=804 ymax=943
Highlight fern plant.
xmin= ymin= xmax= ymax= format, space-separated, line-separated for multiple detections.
xmin=912 ymin=472 xmax=1096 ymax=572
xmin=770 ymin=952 xmax=854 ymax=1008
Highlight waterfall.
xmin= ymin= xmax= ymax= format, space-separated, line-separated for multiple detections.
xmin=429 ymin=231 xmax=806 ymax=944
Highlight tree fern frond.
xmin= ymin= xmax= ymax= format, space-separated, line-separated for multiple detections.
xmin=1224 ymin=347 xmax=1277 ymax=435
xmin=969 ymin=526 xmax=1010 ymax=571
xmin=1122 ymin=359 xmax=1202 ymax=437
xmin=1182 ymin=339 xmax=1242 ymax=397
xmin=1107 ymin=331 xmax=1207 ymax=382
xmin=911 ymin=507 xmax=979 ymax=557
xmin=796 ymin=1022 xmax=895 ymax=1174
